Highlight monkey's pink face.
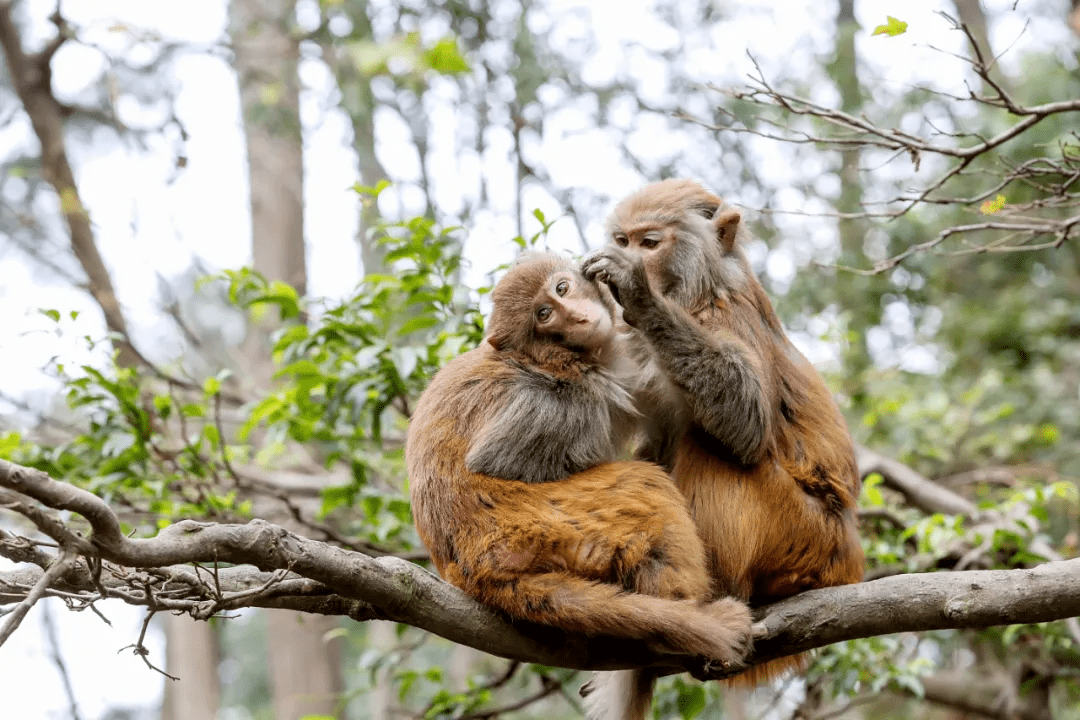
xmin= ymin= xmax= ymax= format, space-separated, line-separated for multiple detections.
xmin=610 ymin=223 xmax=677 ymax=293
xmin=533 ymin=271 xmax=615 ymax=352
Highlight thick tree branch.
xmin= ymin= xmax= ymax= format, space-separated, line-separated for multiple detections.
xmin=745 ymin=559 xmax=1080 ymax=668
xmin=2 ymin=458 xmax=1080 ymax=678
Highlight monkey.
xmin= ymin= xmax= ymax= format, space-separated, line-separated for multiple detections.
xmin=583 ymin=179 xmax=865 ymax=677
xmin=405 ymin=253 xmax=752 ymax=720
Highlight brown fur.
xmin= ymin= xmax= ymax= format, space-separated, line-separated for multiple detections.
xmin=405 ymin=255 xmax=752 ymax=716
xmin=589 ymin=180 xmax=865 ymax=679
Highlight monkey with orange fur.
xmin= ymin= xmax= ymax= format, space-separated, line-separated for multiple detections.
xmin=584 ymin=180 xmax=864 ymax=677
xmin=406 ymin=253 xmax=752 ymax=720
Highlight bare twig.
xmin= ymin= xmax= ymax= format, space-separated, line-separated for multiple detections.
xmin=0 ymin=549 xmax=77 ymax=647
xmin=682 ymin=23 xmax=1080 ymax=268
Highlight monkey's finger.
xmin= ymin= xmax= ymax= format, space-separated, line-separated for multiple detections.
xmin=751 ymin=621 xmax=768 ymax=639
xmin=580 ymin=252 xmax=607 ymax=279
xmin=606 ymin=279 xmax=622 ymax=306
xmin=583 ymin=259 xmax=615 ymax=284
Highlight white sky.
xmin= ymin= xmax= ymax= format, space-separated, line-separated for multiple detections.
xmin=0 ymin=1 xmax=1075 ymax=718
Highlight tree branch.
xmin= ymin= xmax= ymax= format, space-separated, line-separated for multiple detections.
xmin=681 ymin=22 xmax=1080 ymax=267
xmin=2 ymin=458 xmax=1080 ymax=678
xmin=855 ymin=444 xmax=978 ymax=516
xmin=0 ymin=2 xmax=139 ymax=368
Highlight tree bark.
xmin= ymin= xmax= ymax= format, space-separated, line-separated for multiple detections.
xmin=231 ymin=0 xmax=307 ymax=301
xmin=4 ymin=458 xmax=1080 ymax=679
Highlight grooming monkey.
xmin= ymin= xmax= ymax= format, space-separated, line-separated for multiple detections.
xmin=584 ymin=181 xmax=864 ymax=675
xmin=406 ymin=253 xmax=752 ymax=720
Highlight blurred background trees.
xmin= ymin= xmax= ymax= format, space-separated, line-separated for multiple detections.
xmin=0 ymin=0 xmax=1078 ymax=718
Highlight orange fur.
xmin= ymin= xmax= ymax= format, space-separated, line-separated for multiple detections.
xmin=606 ymin=181 xmax=865 ymax=680
xmin=406 ymin=344 xmax=751 ymax=666
xmin=407 ymin=256 xmax=754 ymax=716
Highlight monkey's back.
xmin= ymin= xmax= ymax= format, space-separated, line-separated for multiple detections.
xmin=672 ymin=299 xmax=863 ymax=603
xmin=406 ymin=344 xmax=512 ymax=568
xmin=405 ymin=344 xmax=711 ymax=602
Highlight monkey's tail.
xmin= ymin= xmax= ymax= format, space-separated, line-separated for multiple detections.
xmin=581 ymin=669 xmax=653 ymax=720
xmin=478 ymin=574 xmax=752 ymax=664
xmin=727 ymin=653 xmax=808 ymax=686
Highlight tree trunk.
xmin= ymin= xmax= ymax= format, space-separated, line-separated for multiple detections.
xmin=828 ymin=0 xmax=874 ymax=393
xmin=229 ymin=1 xmax=343 ymax=717
xmin=161 ymin=615 xmax=221 ymax=720
xmin=321 ymin=1 xmax=390 ymax=275
xmin=231 ymin=0 xmax=306 ymax=304
xmin=0 ymin=3 xmax=138 ymax=369
xmin=368 ymin=620 xmax=396 ymax=720
xmin=265 ymin=609 xmax=344 ymax=719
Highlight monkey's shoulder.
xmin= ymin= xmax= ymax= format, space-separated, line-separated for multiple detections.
xmin=506 ymin=356 xmax=628 ymax=403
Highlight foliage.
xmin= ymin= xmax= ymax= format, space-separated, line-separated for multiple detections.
xmin=10 ymin=183 xmax=484 ymax=555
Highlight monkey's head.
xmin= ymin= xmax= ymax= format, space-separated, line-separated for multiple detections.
xmin=606 ymin=179 xmax=749 ymax=310
xmin=487 ymin=253 xmax=618 ymax=369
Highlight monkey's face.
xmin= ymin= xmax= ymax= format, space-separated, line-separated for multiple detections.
xmin=532 ymin=271 xmax=615 ymax=353
xmin=608 ymin=222 xmax=679 ymax=296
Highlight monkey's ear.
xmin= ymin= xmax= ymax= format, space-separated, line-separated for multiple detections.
xmin=486 ymin=322 xmax=521 ymax=353
xmin=713 ymin=209 xmax=741 ymax=253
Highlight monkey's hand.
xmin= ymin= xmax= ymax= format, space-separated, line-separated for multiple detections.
xmin=581 ymin=248 xmax=656 ymax=327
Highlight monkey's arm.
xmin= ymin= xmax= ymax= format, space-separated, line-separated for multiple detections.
xmin=583 ymin=250 xmax=771 ymax=465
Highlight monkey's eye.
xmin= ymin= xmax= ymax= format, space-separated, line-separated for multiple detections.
xmin=536 ymin=306 xmax=553 ymax=323
xmin=614 ymin=234 xmax=628 ymax=247
xmin=555 ymin=279 xmax=569 ymax=296
xmin=641 ymin=236 xmax=660 ymax=249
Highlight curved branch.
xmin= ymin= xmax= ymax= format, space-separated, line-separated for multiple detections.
xmin=3 ymin=458 xmax=1080 ymax=677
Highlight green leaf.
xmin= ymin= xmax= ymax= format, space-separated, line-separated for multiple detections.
xmin=203 ymin=377 xmax=221 ymax=396
xmin=398 ymin=315 xmax=438 ymax=335
xmin=397 ymin=669 xmax=419 ymax=702
xmin=0 ymin=432 xmax=21 ymax=459
xmin=424 ymin=37 xmax=469 ymax=74
xmin=153 ymin=395 xmax=173 ymax=420
xmin=871 ymin=16 xmax=908 ymax=37
xmin=362 ymin=494 xmax=383 ymax=520
xmin=980 ymin=194 xmax=1007 ymax=214
xmin=679 ymin=683 xmax=706 ymax=719
xmin=864 ymin=484 xmax=884 ymax=507
xmin=321 ymin=484 xmax=357 ymax=516
xmin=40 ymin=308 xmax=61 ymax=322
